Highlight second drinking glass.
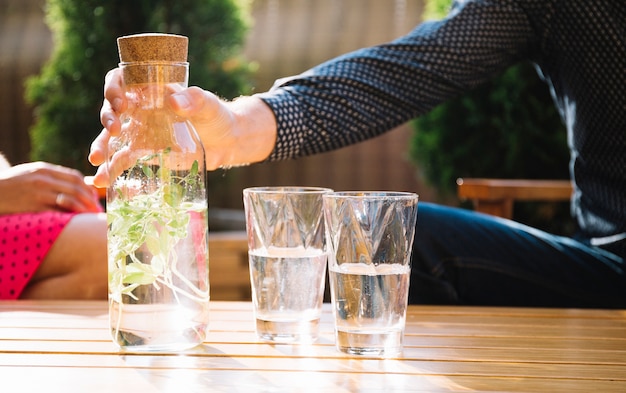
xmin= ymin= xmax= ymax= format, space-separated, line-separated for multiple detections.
xmin=323 ymin=191 xmax=419 ymax=356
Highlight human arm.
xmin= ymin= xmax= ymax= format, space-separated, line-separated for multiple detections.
xmin=91 ymin=0 xmax=536 ymax=183
xmin=256 ymin=0 xmax=538 ymax=161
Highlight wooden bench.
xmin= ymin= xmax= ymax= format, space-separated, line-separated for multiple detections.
xmin=456 ymin=178 xmax=573 ymax=219
xmin=208 ymin=231 xmax=250 ymax=301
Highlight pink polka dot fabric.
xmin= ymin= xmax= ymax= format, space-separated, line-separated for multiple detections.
xmin=0 ymin=212 xmax=77 ymax=299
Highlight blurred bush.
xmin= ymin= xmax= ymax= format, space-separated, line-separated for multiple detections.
xmin=26 ymin=0 xmax=254 ymax=173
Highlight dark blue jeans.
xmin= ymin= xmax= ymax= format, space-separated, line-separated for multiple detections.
xmin=409 ymin=203 xmax=626 ymax=308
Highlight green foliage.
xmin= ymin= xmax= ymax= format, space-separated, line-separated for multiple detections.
xmin=410 ymin=64 xmax=569 ymax=193
xmin=422 ymin=0 xmax=453 ymax=20
xmin=409 ymin=0 xmax=572 ymax=234
xmin=25 ymin=0 xmax=254 ymax=173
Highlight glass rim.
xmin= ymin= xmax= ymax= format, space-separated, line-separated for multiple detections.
xmin=323 ymin=191 xmax=419 ymax=200
xmin=243 ymin=186 xmax=334 ymax=195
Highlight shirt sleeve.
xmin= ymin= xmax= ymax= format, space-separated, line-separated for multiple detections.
xmin=256 ymin=0 xmax=537 ymax=161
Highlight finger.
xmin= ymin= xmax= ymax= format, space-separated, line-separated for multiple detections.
xmin=83 ymin=176 xmax=106 ymax=208
xmin=89 ymin=145 xmax=133 ymax=190
xmin=89 ymin=128 xmax=111 ymax=166
xmin=49 ymin=190 xmax=64 ymax=211
xmin=91 ymin=164 xmax=112 ymax=189
xmin=100 ymin=68 xmax=126 ymax=138
xmin=34 ymin=164 xmax=100 ymax=205
xmin=52 ymin=190 xmax=96 ymax=213
xmin=104 ymin=68 xmax=126 ymax=113
xmin=104 ymin=145 xmax=137 ymax=186
xmin=44 ymin=170 xmax=101 ymax=213
xmin=169 ymin=87 xmax=224 ymax=119
xmin=68 ymin=184 xmax=102 ymax=213
xmin=31 ymin=163 xmax=88 ymax=190
xmin=100 ymin=99 xmax=122 ymax=137
xmin=52 ymin=191 xmax=70 ymax=211
xmin=169 ymin=87 xmax=236 ymax=153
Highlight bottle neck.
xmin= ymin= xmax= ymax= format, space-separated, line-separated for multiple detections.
xmin=121 ymin=62 xmax=189 ymax=110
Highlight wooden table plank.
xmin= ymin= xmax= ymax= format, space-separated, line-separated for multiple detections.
xmin=2 ymin=338 xmax=624 ymax=366
xmin=3 ymin=327 xmax=625 ymax=353
xmin=1 ymin=351 xmax=625 ymax=380
xmin=1 ymin=365 xmax=625 ymax=393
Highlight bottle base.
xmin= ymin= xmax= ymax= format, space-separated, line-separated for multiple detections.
xmin=112 ymin=327 xmax=206 ymax=352
xmin=109 ymin=303 xmax=208 ymax=352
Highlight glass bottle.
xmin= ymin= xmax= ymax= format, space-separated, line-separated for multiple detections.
xmin=106 ymin=33 xmax=209 ymax=351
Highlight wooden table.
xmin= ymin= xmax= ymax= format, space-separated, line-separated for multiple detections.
xmin=1 ymin=301 xmax=625 ymax=392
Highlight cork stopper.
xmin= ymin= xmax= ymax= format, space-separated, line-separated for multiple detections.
xmin=117 ymin=33 xmax=189 ymax=84
xmin=117 ymin=33 xmax=188 ymax=63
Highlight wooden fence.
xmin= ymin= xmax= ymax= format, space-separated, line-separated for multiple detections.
xmin=0 ymin=0 xmax=53 ymax=165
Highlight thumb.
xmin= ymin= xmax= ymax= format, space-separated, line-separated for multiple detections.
xmin=169 ymin=87 xmax=235 ymax=139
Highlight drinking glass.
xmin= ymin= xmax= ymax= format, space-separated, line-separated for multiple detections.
xmin=323 ymin=191 xmax=418 ymax=356
xmin=243 ymin=186 xmax=333 ymax=343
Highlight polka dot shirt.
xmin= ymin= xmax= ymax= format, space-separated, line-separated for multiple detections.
xmin=257 ymin=0 xmax=625 ymax=244
xmin=0 ymin=212 xmax=76 ymax=299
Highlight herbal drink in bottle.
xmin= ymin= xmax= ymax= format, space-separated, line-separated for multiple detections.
xmin=106 ymin=33 xmax=209 ymax=351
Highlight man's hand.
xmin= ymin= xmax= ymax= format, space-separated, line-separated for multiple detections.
xmin=90 ymin=68 xmax=277 ymax=188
